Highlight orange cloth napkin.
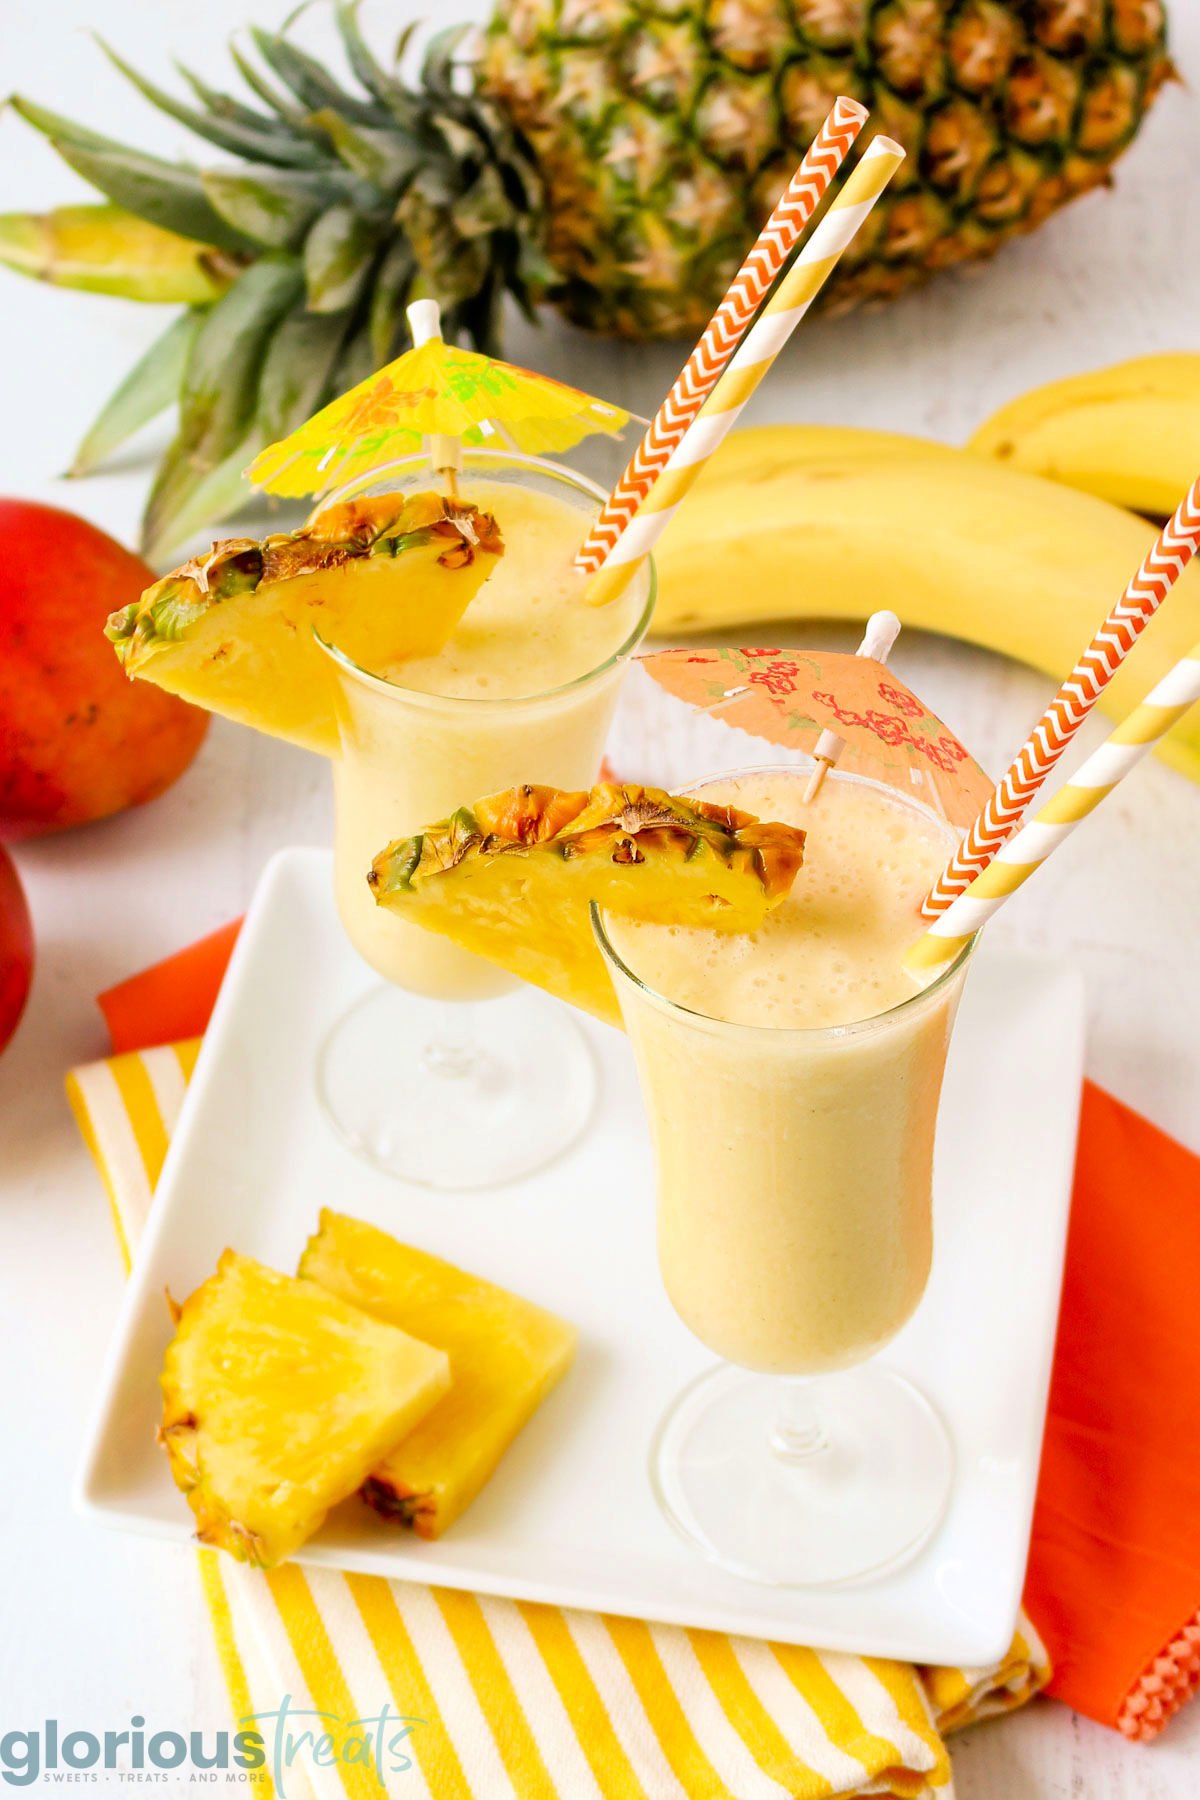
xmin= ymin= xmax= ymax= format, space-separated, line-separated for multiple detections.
xmin=99 ymin=919 xmax=242 ymax=1052
xmin=1025 ymin=1083 xmax=1200 ymax=1741
xmin=98 ymin=927 xmax=1200 ymax=1743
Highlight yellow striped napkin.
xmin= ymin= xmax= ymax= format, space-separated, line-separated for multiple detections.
xmin=68 ymin=1042 xmax=1050 ymax=1800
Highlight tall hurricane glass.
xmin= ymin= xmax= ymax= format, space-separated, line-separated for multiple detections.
xmin=315 ymin=449 xmax=655 ymax=1189
xmin=593 ymin=766 xmax=973 ymax=1585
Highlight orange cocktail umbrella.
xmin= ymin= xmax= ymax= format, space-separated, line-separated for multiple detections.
xmin=636 ymin=641 xmax=993 ymax=827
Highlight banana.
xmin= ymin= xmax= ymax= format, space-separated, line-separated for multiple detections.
xmin=651 ymin=425 xmax=1200 ymax=785
xmin=968 ymin=354 xmax=1200 ymax=517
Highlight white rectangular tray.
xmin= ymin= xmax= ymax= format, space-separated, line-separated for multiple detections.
xmin=78 ymin=848 xmax=1084 ymax=1666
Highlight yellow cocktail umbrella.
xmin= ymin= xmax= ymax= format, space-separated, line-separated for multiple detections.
xmin=246 ymin=300 xmax=630 ymax=500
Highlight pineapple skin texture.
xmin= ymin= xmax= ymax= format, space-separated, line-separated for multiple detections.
xmin=483 ymin=0 xmax=1171 ymax=340
xmin=160 ymin=1250 xmax=451 ymax=1567
xmin=300 ymin=1212 xmax=578 ymax=1539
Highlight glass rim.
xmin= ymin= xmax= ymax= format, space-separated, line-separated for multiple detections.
xmin=311 ymin=448 xmax=656 ymax=710
xmin=590 ymin=764 xmax=975 ymax=1041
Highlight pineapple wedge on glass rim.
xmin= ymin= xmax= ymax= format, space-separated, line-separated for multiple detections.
xmin=368 ymin=782 xmax=807 ymax=1027
xmin=159 ymin=1250 xmax=451 ymax=1568
xmin=106 ymin=492 xmax=503 ymax=757
xmin=300 ymin=1211 xmax=577 ymax=1540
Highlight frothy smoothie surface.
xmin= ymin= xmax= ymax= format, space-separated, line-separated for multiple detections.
xmin=606 ymin=771 xmax=956 ymax=1029
xmin=382 ymin=478 xmax=644 ymax=698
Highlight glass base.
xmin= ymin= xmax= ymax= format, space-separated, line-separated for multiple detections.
xmin=316 ymin=983 xmax=595 ymax=1189
xmin=651 ymin=1362 xmax=954 ymax=1587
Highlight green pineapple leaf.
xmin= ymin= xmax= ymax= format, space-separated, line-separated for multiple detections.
xmin=69 ymin=308 xmax=203 ymax=478
xmin=202 ymin=166 xmax=353 ymax=251
xmin=173 ymin=59 xmax=299 ymax=139
xmin=368 ymin=237 xmax=415 ymax=365
xmin=255 ymin=307 xmax=348 ymax=442
xmin=143 ymin=433 xmax=262 ymax=568
xmin=335 ymin=0 xmax=406 ymax=113
xmin=308 ymin=107 xmax=421 ymax=194
xmin=455 ymin=267 xmax=506 ymax=356
xmin=250 ymin=25 xmax=381 ymax=125
xmin=303 ymin=201 xmax=380 ymax=312
xmin=454 ymin=163 xmax=517 ymax=239
xmin=0 ymin=203 xmax=232 ymax=303
xmin=13 ymin=111 xmax=257 ymax=255
xmin=228 ymin=39 xmax=315 ymax=128
xmin=142 ymin=258 xmax=304 ymax=558
xmin=8 ymin=95 xmax=133 ymax=157
xmin=420 ymin=25 xmax=475 ymax=104
xmin=177 ymin=256 xmax=304 ymax=445
xmin=392 ymin=22 xmax=420 ymax=71
xmin=330 ymin=321 xmax=379 ymax=394
xmin=94 ymin=38 xmax=327 ymax=170
xmin=377 ymin=25 xmax=429 ymax=136
xmin=397 ymin=177 xmax=489 ymax=306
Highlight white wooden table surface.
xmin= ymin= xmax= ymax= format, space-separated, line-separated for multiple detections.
xmin=2 ymin=3 xmax=1198 ymax=1793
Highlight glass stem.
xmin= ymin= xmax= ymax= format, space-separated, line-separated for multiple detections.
xmin=770 ymin=1377 xmax=829 ymax=1464
xmin=421 ymin=1004 xmax=482 ymax=1080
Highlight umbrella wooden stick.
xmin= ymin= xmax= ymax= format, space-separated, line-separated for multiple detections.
xmin=804 ymin=612 xmax=902 ymax=801
xmin=407 ymin=299 xmax=461 ymax=497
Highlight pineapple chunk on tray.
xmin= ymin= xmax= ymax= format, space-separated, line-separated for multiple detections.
xmin=301 ymin=1211 xmax=577 ymax=1540
xmin=158 ymin=1222 xmax=576 ymax=1567
xmin=160 ymin=1251 xmax=451 ymax=1568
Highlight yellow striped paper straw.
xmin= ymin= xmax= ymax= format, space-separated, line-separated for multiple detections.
xmin=907 ymin=640 xmax=1200 ymax=971
xmin=585 ymin=134 xmax=906 ymax=605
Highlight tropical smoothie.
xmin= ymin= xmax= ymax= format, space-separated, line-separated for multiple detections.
xmin=327 ymin=461 xmax=651 ymax=998
xmin=602 ymin=769 xmax=967 ymax=1375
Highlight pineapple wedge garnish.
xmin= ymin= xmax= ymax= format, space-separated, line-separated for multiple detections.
xmin=107 ymin=493 xmax=503 ymax=756
xmin=300 ymin=1211 xmax=576 ymax=1539
xmin=369 ymin=782 xmax=806 ymax=1025
xmin=159 ymin=1251 xmax=451 ymax=1567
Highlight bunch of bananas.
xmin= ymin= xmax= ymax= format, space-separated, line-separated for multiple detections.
xmin=651 ymin=357 xmax=1200 ymax=785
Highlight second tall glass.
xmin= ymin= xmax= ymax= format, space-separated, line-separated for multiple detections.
xmin=594 ymin=768 xmax=973 ymax=1585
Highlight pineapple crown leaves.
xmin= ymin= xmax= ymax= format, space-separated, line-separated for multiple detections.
xmin=7 ymin=2 xmax=547 ymax=562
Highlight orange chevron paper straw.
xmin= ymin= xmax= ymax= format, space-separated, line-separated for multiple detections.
xmin=575 ymin=95 xmax=867 ymax=577
xmin=907 ymin=636 xmax=1200 ymax=971
xmin=584 ymin=135 xmax=906 ymax=607
xmin=923 ymin=477 xmax=1200 ymax=916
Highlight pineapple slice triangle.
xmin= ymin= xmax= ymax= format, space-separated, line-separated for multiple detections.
xmin=299 ymin=1211 xmax=577 ymax=1540
xmin=369 ymin=782 xmax=806 ymax=1025
xmin=159 ymin=1250 xmax=451 ymax=1567
xmin=107 ymin=492 xmax=503 ymax=757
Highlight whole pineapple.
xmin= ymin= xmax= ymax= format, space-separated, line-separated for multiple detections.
xmin=0 ymin=1 xmax=1169 ymax=556
xmin=485 ymin=0 xmax=1172 ymax=337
